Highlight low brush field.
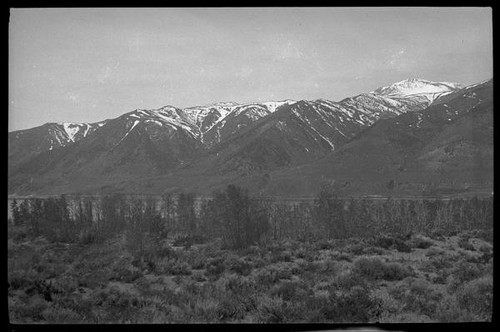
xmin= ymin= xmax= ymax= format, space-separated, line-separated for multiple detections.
xmin=8 ymin=187 xmax=493 ymax=323
xmin=8 ymin=223 xmax=492 ymax=323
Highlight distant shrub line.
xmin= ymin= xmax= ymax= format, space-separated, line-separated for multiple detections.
xmin=10 ymin=185 xmax=493 ymax=251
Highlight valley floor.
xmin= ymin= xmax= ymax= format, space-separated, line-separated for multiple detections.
xmin=8 ymin=224 xmax=493 ymax=324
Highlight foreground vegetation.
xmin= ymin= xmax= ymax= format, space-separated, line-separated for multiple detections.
xmin=8 ymin=186 xmax=493 ymax=323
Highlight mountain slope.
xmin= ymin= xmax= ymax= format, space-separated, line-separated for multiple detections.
xmin=8 ymin=121 xmax=105 ymax=173
xmin=199 ymin=78 xmax=462 ymax=175
xmin=8 ymin=78 xmax=470 ymax=196
xmin=8 ymin=108 xmax=207 ymax=194
xmin=257 ymin=79 xmax=493 ymax=197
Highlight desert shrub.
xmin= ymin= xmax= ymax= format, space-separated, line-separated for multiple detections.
xmin=294 ymin=246 xmax=317 ymax=261
xmin=296 ymin=259 xmax=336 ymax=276
xmin=10 ymin=294 xmax=51 ymax=322
xmin=237 ymin=245 xmax=261 ymax=257
xmin=298 ymin=260 xmax=323 ymax=273
xmin=470 ymin=229 xmax=493 ymax=243
xmin=223 ymin=274 xmax=257 ymax=294
xmin=317 ymin=259 xmax=338 ymax=274
xmin=302 ymin=294 xmax=331 ymax=322
xmin=255 ymin=267 xmax=277 ymax=285
xmin=254 ymin=266 xmax=292 ymax=286
xmin=205 ymin=257 xmax=226 ymax=277
xmin=130 ymin=254 xmax=155 ymax=272
xmin=255 ymin=295 xmax=305 ymax=323
xmin=269 ymin=280 xmax=310 ymax=301
xmin=155 ymin=243 xmax=178 ymax=259
xmin=9 ymin=269 xmax=41 ymax=290
xmin=52 ymin=276 xmax=78 ymax=294
xmin=394 ymin=241 xmax=412 ymax=253
xmin=189 ymin=297 xmax=220 ymax=322
xmin=210 ymin=297 xmax=238 ymax=322
xmin=315 ymin=239 xmax=337 ymax=250
xmin=335 ymin=252 xmax=353 ymax=262
xmin=276 ymin=266 xmax=293 ymax=280
xmin=352 ymin=257 xmax=411 ymax=281
xmin=224 ymin=256 xmax=253 ymax=276
xmin=370 ymin=234 xmax=411 ymax=252
xmin=420 ymin=254 xmax=455 ymax=273
xmin=458 ymin=237 xmax=475 ymax=251
xmin=320 ymin=286 xmax=382 ymax=323
xmin=290 ymin=262 xmax=303 ymax=276
xmin=430 ymin=269 xmax=450 ymax=284
xmin=435 ymin=295 xmax=483 ymax=322
xmin=177 ymin=251 xmax=206 ymax=270
xmin=50 ymin=294 xmax=94 ymax=317
xmin=263 ymin=242 xmax=282 ymax=255
xmin=24 ymin=279 xmax=60 ymax=302
xmin=447 ymin=260 xmax=483 ymax=291
xmin=456 ymin=276 xmax=492 ymax=320
xmin=245 ymin=256 xmax=267 ymax=269
xmin=409 ymin=235 xmax=434 ymax=249
xmin=270 ymin=250 xmax=293 ymax=263
xmin=383 ymin=263 xmax=414 ymax=280
xmin=328 ymin=271 xmax=368 ymax=292
xmin=93 ymin=288 xmax=142 ymax=310
xmin=389 ymin=278 xmax=444 ymax=317
xmin=42 ymin=306 xmax=82 ymax=323
xmin=173 ymin=234 xmax=206 ymax=248
xmin=134 ymin=303 xmax=171 ymax=323
xmin=363 ymin=246 xmax=385 ymax=255
xmin=110 ymin=266 xmax=142 ymax=283
xmin=157 ymin=286 xmax=189 ymax=309
xmin=478 ymin=243 xmax=492 ymax=254
xmin=156 ymin=259 xmax=192 ymax=276
xmin=429 ymin=229 xmax=446 ymax=241
xmin=425 ymin=247 xmax=445 ymax=257
xmin=9 ymin=224 xmax=29 ymax=242
xmin=371 ymin=234 xmax=397 ymax=249
xmin=347 ymin=243 xmax=365 ymax=255
xmin=473 ymin=251 xmax=493 ymax=264
xmin=219 ymin=291 xmax=259 ymax=322
xmin=370 ymin=289 xmax=400 ymax=318
xmin=191 ymin=271 xmax=207 ymax=283
xmin=460 ymin=252 xmax=489 ymax=265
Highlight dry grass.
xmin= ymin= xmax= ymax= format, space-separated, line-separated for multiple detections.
xmin=8 ymin=223 xmax=492 ymax=324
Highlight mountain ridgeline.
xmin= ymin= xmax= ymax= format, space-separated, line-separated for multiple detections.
xmin=8 ymin=78 xmax=493 ymax=197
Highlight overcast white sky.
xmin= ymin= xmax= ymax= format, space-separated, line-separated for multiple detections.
xmin=9 ymin=7 xmax=492 ymax=131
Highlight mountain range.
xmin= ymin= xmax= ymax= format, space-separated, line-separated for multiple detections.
xmin=8 ymin=78 xmax=493 ymax=197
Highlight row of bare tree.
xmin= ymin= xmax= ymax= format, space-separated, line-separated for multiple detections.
xmin=10 ymin=185 xmax=493 ymax=250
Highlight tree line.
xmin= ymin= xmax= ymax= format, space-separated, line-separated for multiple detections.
xmin=10 ymin=185 xmax=493 ymax=251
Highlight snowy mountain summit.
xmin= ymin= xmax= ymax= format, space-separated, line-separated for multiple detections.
xmin=371 ymin=78 xmax=463 ymax=102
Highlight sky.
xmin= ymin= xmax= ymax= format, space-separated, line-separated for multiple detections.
xmin=9 ymin=7 xmax=493 ymax=131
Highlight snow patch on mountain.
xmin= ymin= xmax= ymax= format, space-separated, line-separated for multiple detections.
xmin=291 ymin=108 xmax=335 ymax=150
xmin=261 ymin=100 xmax=296 ymax=113
xmin=371 ymin=78 xmax=462 ymax=102
xmin=62 ymin=123 xmax=81 ymax=142
xmin=116 ymin=120 xmax=140 ymax=146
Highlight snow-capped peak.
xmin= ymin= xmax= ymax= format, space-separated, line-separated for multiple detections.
xmin=371 ymin=78 xmax=463 ymax=102
xmin=260 ymin=100 xmax=297 ymax=113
